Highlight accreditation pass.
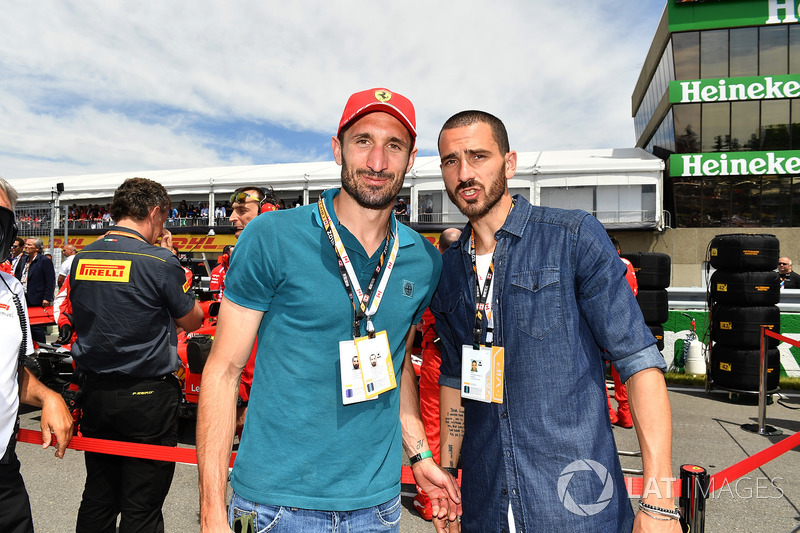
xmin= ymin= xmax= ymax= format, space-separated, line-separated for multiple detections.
xmin=461 ymin=344 xmax=504 ymax=403
xmin=340 ymin=331 xmax=397 ymax=404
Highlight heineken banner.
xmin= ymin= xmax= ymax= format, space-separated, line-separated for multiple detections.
xmin=669 ymin=75 xmax=800 ymax=104
xmin=670 ymin=150 xmax=800 ymax=177
xmin=669 ymin=0 xmax=799 ymax=32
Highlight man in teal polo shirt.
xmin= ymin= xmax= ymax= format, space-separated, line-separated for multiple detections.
xmin=197 ymin=88 xmax=461 ymax=532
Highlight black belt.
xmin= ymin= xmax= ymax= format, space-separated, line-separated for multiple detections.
xmin=83 ymin=371 xmax=176 ymax=386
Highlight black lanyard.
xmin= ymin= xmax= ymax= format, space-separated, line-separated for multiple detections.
xmin=470 ymin=235 xmax=494 ymax=349
xmin=469 ymin=199 xmax=515 ymax=349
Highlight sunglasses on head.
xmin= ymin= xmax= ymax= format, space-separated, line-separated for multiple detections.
xmin=230 ymin=192 xmax=261 ymax=205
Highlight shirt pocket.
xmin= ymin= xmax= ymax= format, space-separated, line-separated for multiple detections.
xmin=511 ymin=269 xmax=563 ymax=340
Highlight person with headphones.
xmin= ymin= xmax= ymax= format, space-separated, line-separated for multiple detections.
xmin=228 ymin=186 xmax=279 ymax=238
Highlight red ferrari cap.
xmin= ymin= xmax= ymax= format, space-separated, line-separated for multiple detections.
xmin=337 ymin=88 xmax=416 ymax=140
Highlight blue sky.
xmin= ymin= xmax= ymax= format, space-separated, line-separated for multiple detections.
xmin=0 ymin=1 xmax=667 ymax=179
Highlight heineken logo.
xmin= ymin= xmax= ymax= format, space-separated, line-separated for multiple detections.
xmin=669 ymin=75 xmax=800 ymax=104
xmin=669 ymin=0 xmax=800 ymax=32
xmin=670 ymin=151 xmax=800 ymax=177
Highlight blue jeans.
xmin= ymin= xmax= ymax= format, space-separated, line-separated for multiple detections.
xmin=228 ymin=492 xmax=401 ymax=533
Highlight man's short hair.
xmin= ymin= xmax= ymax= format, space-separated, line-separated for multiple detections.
xmin=0 ymin=177 xmax=19 ymax=210
xmin=14 ymin=237 xmax=24 ymax=248
xmin=439 ymin=110 xmax=510 ymax=155
xmin=110 ymin=178 xmax=172 ymax=222
xmin=28 ymin=237 xmax=44 ymax=252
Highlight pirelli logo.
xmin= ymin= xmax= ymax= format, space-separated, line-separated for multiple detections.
xmin=76 ymin=259 xmax=131 ymax=282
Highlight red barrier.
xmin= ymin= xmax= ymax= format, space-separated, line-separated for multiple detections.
xmin=19 ymin=425 xmax=800 ymax=498
xmin=764 ymin=328 xmax=800 ymax=349
xmin=708 ymin=429 xmax=800 ymax=493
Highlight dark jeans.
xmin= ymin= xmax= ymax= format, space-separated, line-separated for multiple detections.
xmin=76 ymin=374 xmax=180 ymax=533
xmin=0 ymin=454 xmax=34 ymax=533
xmin=30 ymin=324 xmax=46 ymax=345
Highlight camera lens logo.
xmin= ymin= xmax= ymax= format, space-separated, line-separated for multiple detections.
xmin=557 ymin=459 xmax=614 ymax=516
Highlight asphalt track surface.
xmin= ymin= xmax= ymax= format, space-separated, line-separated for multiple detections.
xmin=15 ymin=386 xmax=800 ymax=532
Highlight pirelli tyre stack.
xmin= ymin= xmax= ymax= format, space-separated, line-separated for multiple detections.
xmin=708 ymin=234 xmax=781 ymax=392
xmin=622 ymin=252 xmax=671 ymax=352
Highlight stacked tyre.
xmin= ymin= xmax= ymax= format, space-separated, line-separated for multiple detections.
xmin=622 ymin=252 xmax=671 ymax=352
xmin=708 ymin=234 xmax=781 ymax=392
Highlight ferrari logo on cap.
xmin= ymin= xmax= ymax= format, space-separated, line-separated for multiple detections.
xmin=374 ymin=90 xmax=392 ymax=102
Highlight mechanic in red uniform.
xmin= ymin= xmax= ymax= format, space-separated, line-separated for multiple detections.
xmin=414 ymin=227 xmax=462 ymax=520
xmin=208 ymin=245 xmax=232 ymax=300
xmin=608 ymin=237 xmax=636 ymax=428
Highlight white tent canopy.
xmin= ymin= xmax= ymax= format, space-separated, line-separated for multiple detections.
xmin=9 ymin=148 xmax=665 ymax=229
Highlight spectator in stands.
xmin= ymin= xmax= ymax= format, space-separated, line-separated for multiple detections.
xmin=779 ymin=257 xmax=800 ymax=289
xmin=214 ymin=203 xmax=226 ymax=220
xmin=393 ymin=197 xmax=408 ymax=217
xmin=57 ymin=244 xmax=77 ymax=289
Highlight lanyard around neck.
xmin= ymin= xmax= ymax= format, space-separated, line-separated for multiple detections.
xmin=469 ymin=198 xmax=515 ymax=348
xmin=318 ymin=197 xmax=399 ymax=338
xmin=470 ymin=233 xmax=494 ymax=349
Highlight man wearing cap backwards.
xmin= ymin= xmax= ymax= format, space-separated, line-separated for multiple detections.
xmin=431 ymin=111 xmax=679 ymax=532
xmin=197 ymin=88 xmax=461 ymax=532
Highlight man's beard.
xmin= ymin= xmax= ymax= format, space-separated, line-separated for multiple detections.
xmin=340 ymin=152 xmax=405 ymax=210
xmin=446 ymin=163 xmax=508 ymax=219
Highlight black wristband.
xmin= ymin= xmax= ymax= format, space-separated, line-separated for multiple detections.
xmin=442 ymin=466 xmax=459 ymax=476
xmin=409 ymin=450 xmax=433 ymax=465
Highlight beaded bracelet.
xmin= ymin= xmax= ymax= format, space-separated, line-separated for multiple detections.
xmin=637 ymin=500 xmax=681 ymax=520
xmin=639 ymin=507 xmax=676 ymax=521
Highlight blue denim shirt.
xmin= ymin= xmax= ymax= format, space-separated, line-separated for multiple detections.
xmin=431 ymin=196 xmax=666 ymax=533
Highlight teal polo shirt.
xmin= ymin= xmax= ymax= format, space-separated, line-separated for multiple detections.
xmin=224 ymin=188 xmax=442 ymax=511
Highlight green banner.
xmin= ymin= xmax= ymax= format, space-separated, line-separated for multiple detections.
xmin=669 ymin=74 xmax=800 ymax=103
xmin=670 ymin=150 xmax=800 ymax=177
xmin=668 ymin=0 xmax=799 ymax=32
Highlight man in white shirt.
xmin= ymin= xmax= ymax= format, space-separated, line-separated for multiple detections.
xmin=57 ymin=244 xmax=77 ymax=289
xmin=0 ymin=176 xmax=73 ymax=533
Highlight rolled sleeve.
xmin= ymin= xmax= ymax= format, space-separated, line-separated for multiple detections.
xmin=612 ymin=344 xmax=667 ymax=384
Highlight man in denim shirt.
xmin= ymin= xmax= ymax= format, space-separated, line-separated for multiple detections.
xmin=431 ymin=111 xmax=679 ymax=533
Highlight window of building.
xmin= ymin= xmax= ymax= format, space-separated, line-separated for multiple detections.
xmin=674 ymin=103 xmax=701 ymax=153
xmin=761 ymin=100 xmax=791 ymax=150
xmin=730 ymin=27 xmax=758 ymax=77
xmin=760 ymin=25 xmax=788 ymax=76
xmin=702 ymin=102 xmax=731 ymax=152
xmin=730 ymin=100 xmax=759 ymax=151
xmin=673 ymin=32 xmax=700 ymax=80
xmin=701 ymin=29 xmax=729 ymax=78
xmin=791 ymin=25 xmax=800 ymax=74
xmin=792 ymin=99 xmax=800 ymax=149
